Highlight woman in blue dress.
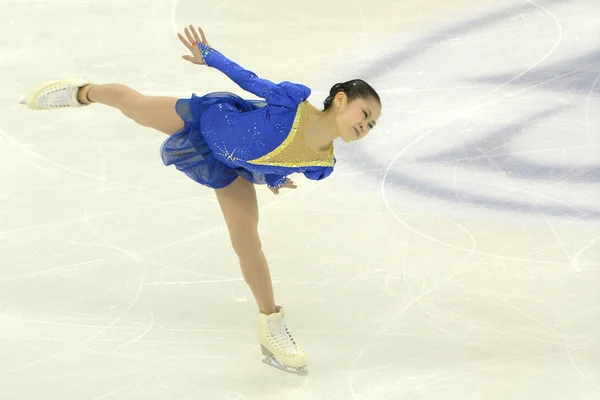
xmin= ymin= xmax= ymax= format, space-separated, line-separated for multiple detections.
xmin=22 ymin=25 xmax=381 ymax=375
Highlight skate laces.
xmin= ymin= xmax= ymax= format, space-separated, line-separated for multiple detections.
xmin=267 ymin=318 xmax=301 ymax=355
xmin=37 ymin=83 xmax=75 ymax=108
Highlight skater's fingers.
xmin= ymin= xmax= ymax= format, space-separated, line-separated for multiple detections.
xmin=184 ymin=27 xmax=196 ymax=46
xmin=177 ymin=33 xmax=193 ymax=51
xmin=198 ymin=26 xmax=209 ymax=46
xmin=189 ymin=25 xmax=201 ymax=43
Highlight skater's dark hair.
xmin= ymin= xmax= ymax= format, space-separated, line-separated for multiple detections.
xmin=323 ymin=79 xmax=381 ymax=111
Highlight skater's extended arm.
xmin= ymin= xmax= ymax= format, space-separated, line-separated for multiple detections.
xmin=178 ymin=26 xmax=310 ymax=104
xmin=200 ymin=46 xmax=280 ymax=100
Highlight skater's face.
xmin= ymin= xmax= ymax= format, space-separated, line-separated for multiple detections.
xmin=333 ymin=93 xmax=381 ymax=142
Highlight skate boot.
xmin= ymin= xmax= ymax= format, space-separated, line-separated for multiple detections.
xmin=21 ymin=79 xmax=91 ymax=110
xmin=258 ymin=306 xmax=308 ymax=376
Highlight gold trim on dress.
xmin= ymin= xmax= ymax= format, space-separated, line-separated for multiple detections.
xmin=247 ymin=102 xmax=335 ymax=168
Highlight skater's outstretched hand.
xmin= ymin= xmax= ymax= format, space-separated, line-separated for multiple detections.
xmin=178 ymin=25 xmax=210 ymax=65
xmin=269 ymin=178 xmax=297 ymax=195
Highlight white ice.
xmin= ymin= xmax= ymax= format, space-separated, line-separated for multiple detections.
xmin=1 ymin=0 xmax=599 ymax=399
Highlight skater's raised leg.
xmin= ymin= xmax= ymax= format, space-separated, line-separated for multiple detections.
xmin=22 ymin=79 xmax=184 ymax=136
xmin=84 ymin=84 xmax=183 ymax=135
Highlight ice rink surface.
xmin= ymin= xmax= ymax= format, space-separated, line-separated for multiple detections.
xmin=1 ymin=0 xmax=599 ymax=399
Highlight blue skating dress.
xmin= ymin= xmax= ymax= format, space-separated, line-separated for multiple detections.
xmin=160 ymin=43 xmax=336 ymax=189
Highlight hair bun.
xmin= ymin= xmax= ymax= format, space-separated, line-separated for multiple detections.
xmin=330 ymin=83 xmax=345 ymax=96
xmin=323 ymin=79 xmax=380 ymax=111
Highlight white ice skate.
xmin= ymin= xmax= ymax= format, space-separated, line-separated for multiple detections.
xmin=258 ymin=306 xmax=308 ymax=376
xmin=20 ymin=79 xmax=90 ymax=110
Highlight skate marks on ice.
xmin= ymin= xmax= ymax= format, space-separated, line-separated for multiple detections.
xmin=350 ymin=0 xmax=599 ymax=221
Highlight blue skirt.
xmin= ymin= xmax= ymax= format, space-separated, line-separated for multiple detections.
xmin=160 ymin=92 xmax=265 ymax=189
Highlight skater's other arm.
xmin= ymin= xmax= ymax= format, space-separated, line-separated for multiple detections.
xmin=265 ymin=175 xmax=296 ymax=195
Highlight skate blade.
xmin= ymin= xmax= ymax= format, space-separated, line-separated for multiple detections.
xmin=260 ymin=345 xmax=308 ymax=376
xmin=262 ymin=356 xmax=309 ymax=376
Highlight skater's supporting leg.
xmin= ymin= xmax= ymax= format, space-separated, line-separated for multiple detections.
xmin=215 ymin=177 xmax=277 ymax=315
xmin=85 ymin=84 xmax=184 ymax=136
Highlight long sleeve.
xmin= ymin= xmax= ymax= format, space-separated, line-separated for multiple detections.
xmin=198 ymin=43 xmax=310 ymax=106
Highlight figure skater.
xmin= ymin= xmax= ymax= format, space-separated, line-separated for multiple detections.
xmin=21 ymin=25 xmax=382 ymax=376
